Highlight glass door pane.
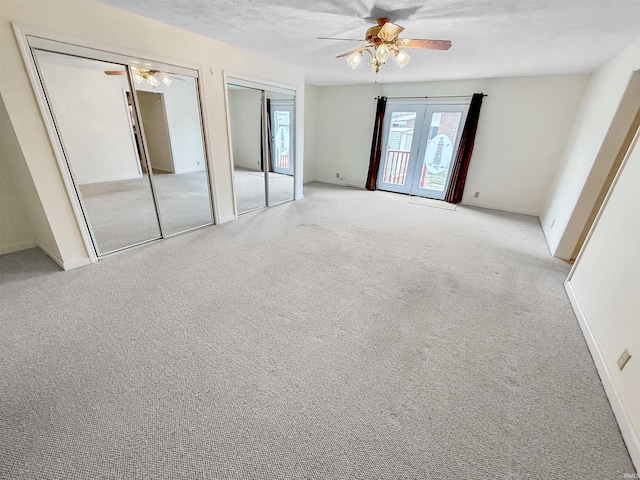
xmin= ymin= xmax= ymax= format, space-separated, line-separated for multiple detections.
xmin=227 ymin=84 xmax=266 ymax=213
xmin=376 ymin=103 xmax=427 ymax=195
xmin=410 ymin=105 xmax=469 ymax=200
xmin=268 ymin=95 xmax=295 ymax=204
xmin=32 ymin=49 xmax=161 ymax=255
xmin=131 ymin=68 xmax=213 ymax=235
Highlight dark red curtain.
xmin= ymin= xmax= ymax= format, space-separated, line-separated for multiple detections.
xmin=365 ymin=96 xmax=387 ymax=191
xmin=445 ymin=93 xmax=484 ymax=204
xmin=261 ymin=99 xmax=274 ymax=172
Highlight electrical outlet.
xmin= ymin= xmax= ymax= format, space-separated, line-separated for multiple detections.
xmin=474 ymin=191 xmax=480 ymax=198
xmin=336 ymin=173 xmax=340 ymax=178
xmin=618 ymin=348 xmax=632 ymax=371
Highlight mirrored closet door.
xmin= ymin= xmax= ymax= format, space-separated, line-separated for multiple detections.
xmin=30 ymin=40 xmax=214 ymax=256
xmin=227 ymin=81 xmax=296 ymax=214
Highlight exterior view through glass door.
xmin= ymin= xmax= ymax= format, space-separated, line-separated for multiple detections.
xmin=377 ymin=100 xmax=469 ymax=200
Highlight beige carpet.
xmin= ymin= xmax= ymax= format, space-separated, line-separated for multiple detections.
xmin=0 ymin=182 xmax=635 ymax=479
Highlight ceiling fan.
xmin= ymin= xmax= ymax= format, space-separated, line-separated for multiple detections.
xmin=319 ymin=17 xmax=451 ymax=73
xmin=104 ymin=67 xmax=177 ymax=87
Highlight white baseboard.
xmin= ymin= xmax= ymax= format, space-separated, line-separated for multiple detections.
xmin=36 ymin=242 xmax=91 ymax=271
xmin=565 ymin=280 xmax=640 ymax=469
xmin=63 ymin=257 xmax=92 ymax=270
xmin=218 ymin=215 xmax=237 ymax=224
xmin=0 ymin=241 xmax=37 ymax=256
xmin=36 ymin=242 xmax=64 ymax=269
xmin=295 ymin=194 xmax=304 ymax=200
xmin=314 ymin=178 xmax=364 ymax=189
xmin=459 ymin=200 xmax=539 ymax=217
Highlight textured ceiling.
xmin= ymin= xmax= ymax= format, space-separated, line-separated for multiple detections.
xmin=98 ymin=0 xmax=640 ymax=86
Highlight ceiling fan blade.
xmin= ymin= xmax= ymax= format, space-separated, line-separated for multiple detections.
xmin=318 ymin=37 xmax=368 ymax=42
xmin=104 ymin=70 xmax=126 ymax=75
xmin=335 ymin=47 xmax=366 ymax=59
xmin=396 ymin=38 xmax=452 ymax=50
xmin=377 ymin=21 xmax=405 ymax=41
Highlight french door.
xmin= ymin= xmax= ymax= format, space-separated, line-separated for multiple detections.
xmin=377 ymin=101 xmax=469 ymax=200
xmin=270 ymin=101 xmax=294 ymax=176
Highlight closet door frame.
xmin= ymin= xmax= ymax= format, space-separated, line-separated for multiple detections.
xmin=13 ymin=23 xmax=218 ymax=264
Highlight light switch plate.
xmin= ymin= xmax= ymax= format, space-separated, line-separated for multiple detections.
xmin=617 ymin=348 xmax=632 ymax=371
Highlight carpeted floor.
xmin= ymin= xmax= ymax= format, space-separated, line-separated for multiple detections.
xmin=0 ymin=183 xmax=635 ymax=479
xmin=79 ymin=171 xmax=213 ymax=254
xmin=234 ymin=168 xmax=294 ymax=213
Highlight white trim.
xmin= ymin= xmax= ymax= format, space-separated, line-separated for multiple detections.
xmin=35 ymin=242 xmax=64 ymax=269
xmin=222 ymin=71 xmax=240 ymax=218
xmin=15 ymin=24 xmax=202 ymax=74
xmin=313 ymin=178 xmax=364 ymax=189
xmin=567 ymin=125 xmax=640 ymax=281
xmin=0 ymin=242 xmax=37 ymax=256
xmin=224 ymin=72 xmax=298 ymax=96
xmin=459 ymin=200 xmax=540 ymax=217
xmin=13 ymin=23 xmax=99 ymax=265
xmin=295 ymin=194 xmax=304 ymax=200
xmin=218 ymin=215 xmax=237 ymax=224
xmin=564 ymin=281 xmax=640 ymax=469
xmin=196 ymin=67 xmax=221 ymax=226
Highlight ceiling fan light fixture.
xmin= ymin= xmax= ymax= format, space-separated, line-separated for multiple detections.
xmin=132 ymin=72 xmax=143 ymax=84
xmin=346 ymin=51 xmax=363 ymax=70
xmin=147 ymin=74 xmax=159 ymax=87
xmin=376 ymin=43 xmax=390 ymax=63
xmin=395 ymin=50 xmax=411 ymax=68
xmin=369 ymin=57 xmax=382 ymax=73
xmin=161 ymin=75 xmax=172 ymax=86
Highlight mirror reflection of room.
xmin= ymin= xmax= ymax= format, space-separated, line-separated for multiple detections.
xmin=33 ymin=49 xmax=213 ymax=255
xmin=267 ymin=91 xmax=295 ymax=206
xmin=227 ymin=84 xmax=266 ymax=213
xmin=227 ymin=84 xmax=295 ymax=214
xmin=34 ymin=50 xmax=161 ymax=254
xmin=133 ymin=70 xmax=213 ymax=236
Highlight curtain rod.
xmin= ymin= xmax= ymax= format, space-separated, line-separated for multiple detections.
xmin=374 ymin=94 xmax=487 ymax=99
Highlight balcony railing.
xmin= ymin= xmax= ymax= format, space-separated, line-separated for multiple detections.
xmin=276 ymin=153 xmax=290 ymax=169
xmin=383 ymin=149 xmax=410 ymax=185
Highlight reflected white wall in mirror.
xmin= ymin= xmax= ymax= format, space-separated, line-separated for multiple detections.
xmin=134 ymin=71 xmax=213 ymax=235
xmin=34 ymin=49 xmax=161 ymax=254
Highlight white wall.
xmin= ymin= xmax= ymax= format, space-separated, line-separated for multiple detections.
xmin=0 ymin=0 xmax=305 ymax=267
xmin=303 ymin=84 xmax=318 ymax=184
xmin=542 ymin=35 xmax=640 ymax=259
xmin=314 ymin=74 xmax=588 ymax=215
xmin=0 ymin=149 xmax=34 ymax=255
xmin=0 ymin=93 xmax=60 ymax=261
xmin=566 ymin=127 xmax=640 ymax=469
xmin=36 ymin=56 xmax=141 ymax=185
xmin=228 ymin=88 xmax=262 ymax=171
xmin=138 ymin=75 xmax=206 ymax=174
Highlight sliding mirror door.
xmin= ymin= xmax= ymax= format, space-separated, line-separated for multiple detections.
xmin=227 ymin=81 xmax=297 ymax=214
xmin=267 ymin=92 xmax=295 ymax=205
xmin=227 ymin=84 xmax=266 ymax=213
xmin=33 ymin=50 xmax=161 ymax=254
xmin=132 ymin=68 xmax=213 ymax=235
